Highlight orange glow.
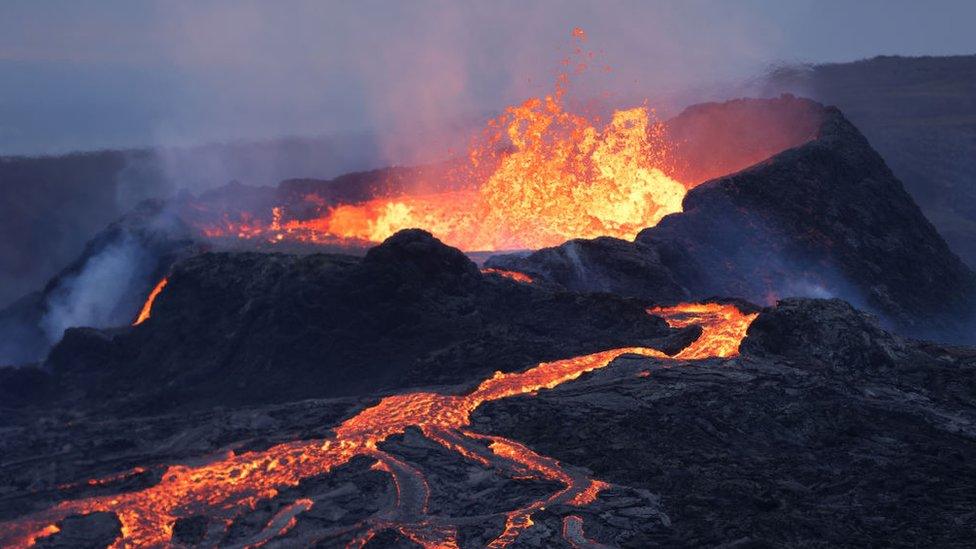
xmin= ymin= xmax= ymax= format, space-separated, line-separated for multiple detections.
xmin=481 ymin=267 xmax=534 ymax=284
xmin=132 ymin=278 xmax=168 ymax=326
xmin=25 ymin=525 xmax=59 ymax=546
xmin=198 ymin=29 xmax=687 ymax=252
xmin=648 ymin=302 xmax=759 ymax=360
xmin=0 ymin=303 xmax=754 ymax=547
xmin=57 ymin=466 xmax=148 ymax=491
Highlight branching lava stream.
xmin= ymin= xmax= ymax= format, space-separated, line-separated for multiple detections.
xmin=0 ymin=303 xmax=756 ymax=548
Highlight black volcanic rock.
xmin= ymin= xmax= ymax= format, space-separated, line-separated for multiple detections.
xmin=3 ymin=298 xmax=974 ymax=547
xmin=490 ymin=99 xmax=976 ymax=341
xmin=361 ymin=228 xmax=482 ymax=291
xmin=741 ymin=297 xmax=905 ymax=371
xmin=36 ymin=230 xmax=685 ymax=414
xmin=474 ymin=298 xmax=976 ymax=547
xmin=34 ymin=512 xmax=121 ymax=548
xmin=170 ymin=515 xmax=209 ymax=545
xmin=487 ymin=236 xmax=690 ymax=303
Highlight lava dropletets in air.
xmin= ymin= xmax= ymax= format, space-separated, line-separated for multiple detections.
xmin=197 ymin=28 xmax=689 ymax=252
xmin=0 ymin=303 xmax=757 ymax=548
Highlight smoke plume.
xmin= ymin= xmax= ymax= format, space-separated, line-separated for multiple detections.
xmin=40 ymin=235 xmax=152 ymax=345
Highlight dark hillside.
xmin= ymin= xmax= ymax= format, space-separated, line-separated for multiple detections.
xmin=767 ymin=55 xmax=976 ymax=265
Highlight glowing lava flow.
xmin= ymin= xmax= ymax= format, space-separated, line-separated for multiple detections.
xmin=481 ymin=268 xmax=534 ymax=284
xmin=0 ymin=303 xmax=756 ymax=548
xmin=198 ymin=29 xmax=688 ymax=252
xmin=650 ymin=302 xmax=758 ymax=360
xmin=132 ymin=278 xmax=168 ymax=326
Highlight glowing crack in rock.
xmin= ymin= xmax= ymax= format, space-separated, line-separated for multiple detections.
xmin=480 ymin=268 xmax=535 ymax=284
xmin=0 ymin=303 xmax=757 ymax=548
xmin=132 ymin=278 xmax=168 ymax=326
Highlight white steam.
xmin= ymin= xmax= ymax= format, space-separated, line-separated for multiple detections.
xmin=40 ymin=236 xmax=152 ymax=344
xmin=781 ymin=280 xmax=837 ymax=300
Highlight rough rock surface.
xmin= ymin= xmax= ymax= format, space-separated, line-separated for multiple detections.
xmin=489 ymin=100 xmax=976 ymax=341
xmin=1 ymin=299 xmax=973 ymax=547
xmin=474 ymin=298 xmax=976 ymax=546
xmin=33 ymin=512 xmax=121 ymax=549
xmin=22 ymin=230 xmax=689 ymax=414
xmin=485 ymin=236 xmax=690 ymax=303
xmin=766 ymin=55 xmax=976 ymax=268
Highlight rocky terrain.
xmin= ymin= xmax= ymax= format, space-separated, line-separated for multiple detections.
xmin=766 ymin=55 xmax=976 ymax=267
xmin=478 ymin=299 xmax=976 ymax=546
xmin=1 ymin=297 xmax=974 ymax=547
xmin=1 ymin=230 xmax=696 ymax=415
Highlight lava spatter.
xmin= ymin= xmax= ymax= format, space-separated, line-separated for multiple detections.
xmin=196 ymin=29 xmax=688 ymax=252
xmin=0 ymin=303 xmax=755 ymax=548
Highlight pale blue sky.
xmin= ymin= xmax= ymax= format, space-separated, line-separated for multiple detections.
xmin=1 ymin=0 xmax=974 ymax=155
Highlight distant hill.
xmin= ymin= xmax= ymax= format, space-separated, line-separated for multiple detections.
xmin=765 ymin=54 xmax=976 ymax=266
xmin=0 ymin=134 xmax=388 ymax=308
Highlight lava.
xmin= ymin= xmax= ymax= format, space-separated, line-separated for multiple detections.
xmin=132 ymin=278 xmax=168 ymax=326
xmin=649 ymin=302 xmax=758 ymax=360
xmin=481 ymin=267 xmax=534 ymax=284
xmin=0 ymin=303 xmax=755 ymax=548
xmin=197 ymin=29 xmax=688 ymax=252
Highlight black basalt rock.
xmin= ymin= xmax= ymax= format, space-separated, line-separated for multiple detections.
xmin=30 ymin=230 xmax=680 ymax=414
xmin=34 ymin=512 xmax=121 ymax=549
xmin=740 ymin=298 xmax=906 ymax=371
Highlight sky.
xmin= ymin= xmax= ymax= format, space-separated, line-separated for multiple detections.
xmin=1 ymin=0 xmax=975 ymax=156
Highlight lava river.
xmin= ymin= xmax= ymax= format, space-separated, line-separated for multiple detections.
xmin=0 ymin=303 xmax=757 ymax=548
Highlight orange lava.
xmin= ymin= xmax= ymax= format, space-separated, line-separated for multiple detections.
xmin=25 ymin=525 xmax=59 ymax=547
xmin=481 ymin=267 xmax=534 ymax=284
xmin=0 ymin=303 xmax=754 ymax=548
xmin=198 ymin=29 xmax=688 ymax=252
xmin=57 ymin=466 xmax=148 ymax=491
xmin=649 ymin=302 xmax=758 ymax=360
xmin=132 ymin=278 xmax=168 ymax=326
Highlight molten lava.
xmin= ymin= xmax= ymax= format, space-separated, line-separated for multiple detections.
xmin=198 ymin=29 xmax=688 ymax=251
xmin=649 ymin=302 xmax=758 ymax=360
xmin=132 ymin=278 xmax=168 ymax=326
xmin=0 ymin=302 xmax=755 ymax=548
xmin=481 ymin=267 xmax=534 ymax=284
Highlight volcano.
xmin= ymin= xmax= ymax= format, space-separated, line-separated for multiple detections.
xmin=2 ymin=75 xmax=976 ymax=548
